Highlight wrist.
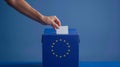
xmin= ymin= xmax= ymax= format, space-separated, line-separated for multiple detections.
xmin=36 ymin=11 xmax=44 ymax=22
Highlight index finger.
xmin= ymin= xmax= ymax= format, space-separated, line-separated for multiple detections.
xmin=55 ymin=16 xmax=61 ymax=26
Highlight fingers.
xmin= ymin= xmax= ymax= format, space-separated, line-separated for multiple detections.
xmin=50 ymin=16 xmax=61 ymax=29
xmin=51 ymin=22 xmax=59 ymax=30
xmin=54 ymin=16 xmax=61 ymax=26
xmin=41 ymin=16 xmax=61 ymax=29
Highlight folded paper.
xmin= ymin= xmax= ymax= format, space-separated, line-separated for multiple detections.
xmin=56 ymin=26 xmax=68 ymax=34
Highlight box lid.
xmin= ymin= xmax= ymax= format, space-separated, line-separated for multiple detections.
xmin=44 ymin=28 xmax=78 ymax=35
xmin=42 ymin=28 xmax=80 ymax=43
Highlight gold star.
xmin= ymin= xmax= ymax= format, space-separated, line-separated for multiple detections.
xmin=66 ymin=43 xmax=69 ymax=45
xmin=68 ymin=49 xmax=70 ymax=52
xmin=52 ymin=52 xmax=55 ymax=55
xmin=52 ymin=43 xmax=55 ymax=45
xmin=66 ymin=52 xmax=69 ymax=55
xmin=56 ymin=55 xmax=58 ymax=57
xmin=68 ymin=45 xmax=70 ymax=48
xmin=59 ymin=56 xmax=62 ymax=58
xmin=51 ymin=49 xmax=54 ymax=52
xmin=51 ymin=45 xmax=54 ymax=48
xmin=59 ymin=39 xmax=62 ymax=41
xmin=63 ymin=55 xmax=66 ymax=57
xmin=55 ymin=40 xmax=58 ymax=42
xmin=64 ymin=40 xmax=66 ymax=43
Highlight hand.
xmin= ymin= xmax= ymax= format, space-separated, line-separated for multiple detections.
xmin=41 ymin=16 xmax=61 ymax=29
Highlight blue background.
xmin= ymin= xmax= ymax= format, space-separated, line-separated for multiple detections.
xmin=0 ymin=0 xmax=120 ymax=63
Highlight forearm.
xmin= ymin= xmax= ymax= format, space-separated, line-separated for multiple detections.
xmin=5 ymin=0 xmax=61 ymax=29
xmin=5 ymin=0 xmax=44 ymax=23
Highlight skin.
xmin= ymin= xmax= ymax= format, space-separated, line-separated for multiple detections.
xmin=5 ymin=0 xmax=61 ymax=29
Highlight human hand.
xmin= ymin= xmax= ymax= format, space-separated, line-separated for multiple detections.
xmin=41 ymin=16 xmax=61 ymax=29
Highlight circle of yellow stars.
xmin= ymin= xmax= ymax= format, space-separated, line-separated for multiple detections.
xmin=51 ymin=38 xmax=71 ymax=58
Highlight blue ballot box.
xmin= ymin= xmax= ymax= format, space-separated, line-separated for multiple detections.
xmin=42 ymin=28 xmax=80 ymax=67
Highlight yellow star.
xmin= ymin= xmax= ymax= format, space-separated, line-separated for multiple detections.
xmin=68 ymin=49 xmax=70 ymax=52
xmin=66 ymin=52 xmax=69 ymax=55
xmin=52 ymin=43 xmax=55 ymax=45
xmin=63 ymin=55 xmax=66 ymax=57
xmin=51 ymin=45 xmax=54 ymax=48
xmin=55 ymin=40 xmax=58 ymax=42
xmin=68 ymin=45 xmax=70 ymax=48
xmin=52 ymin=52 xmax=55 ymax=55
xmin=64 ymin=40 xmax=66 ymax=43
xmin=56 ymin=55 xmax=58 ymax=57
xmin=59 ymin=56 xmax=62 ymax=58
xmin=66 ymin=43 xmax=69 ymax=45
xmin=51 ymin=49 xmax=54 ymax=52
xmin=59 ymin=39 xmax=62 ymax=41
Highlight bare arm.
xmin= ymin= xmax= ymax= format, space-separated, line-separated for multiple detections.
xmin=5 ymin=0 xmax=61 ymax=29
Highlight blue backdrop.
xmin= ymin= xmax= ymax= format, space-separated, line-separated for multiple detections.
xmin=0 ymin=0 xmax=120 ymax=62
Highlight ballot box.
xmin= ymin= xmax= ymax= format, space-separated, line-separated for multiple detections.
xmin=42 ymin=28 xmax=80 ymax=67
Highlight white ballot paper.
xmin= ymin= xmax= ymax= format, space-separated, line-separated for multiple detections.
xmin=56 ymin=26 xmax=68 ymax=34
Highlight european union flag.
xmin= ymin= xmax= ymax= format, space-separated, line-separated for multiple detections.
xmin=42 ymin=28 xmax=80 ymax=67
